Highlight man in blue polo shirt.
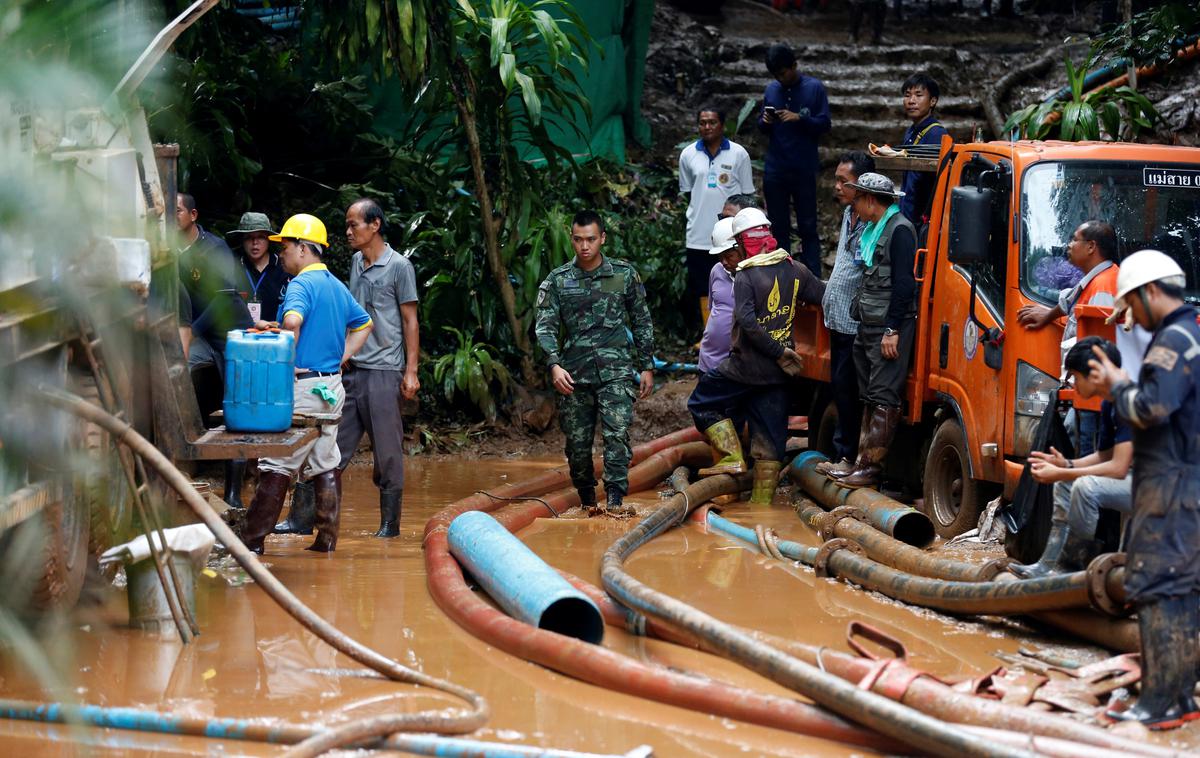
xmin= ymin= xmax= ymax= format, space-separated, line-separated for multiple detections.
xmin=241 ymin=213 xmax=373 ymax=555
xmin=679 ymin=106 xmax=754 ymax=340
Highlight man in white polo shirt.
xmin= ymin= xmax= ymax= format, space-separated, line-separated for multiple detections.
xmin=679 ymin=106 xmax=754 ymax=341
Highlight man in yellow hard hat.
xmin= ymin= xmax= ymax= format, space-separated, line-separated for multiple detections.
xmin=241 ymin=214 xmax=374 ymax=555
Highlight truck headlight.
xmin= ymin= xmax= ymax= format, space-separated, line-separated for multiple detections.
xmin=1013 ymin=361 xmax=1058 ymax=457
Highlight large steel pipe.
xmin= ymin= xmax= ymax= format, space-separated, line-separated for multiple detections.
xmin=448 ymin=511 xmax=604 ymax=643
xmin=425 ymin=441 xmax=903 ymax=753
xmin=601 ymin=471 xmax=1037 ymax=758
xmin=788 ymin=451 xmax=935 ymax=547
xmin=817 ymin=541 xmax=1092 ymax=614
xmin=795 ymin=501 xmax=1009 ymax=581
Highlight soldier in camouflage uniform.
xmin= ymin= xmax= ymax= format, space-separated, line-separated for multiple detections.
xmin=535 ymin=210 xmax=656 ymax=517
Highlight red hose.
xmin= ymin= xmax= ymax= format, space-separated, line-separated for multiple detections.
xmin=423 ymin=433 xmax=904 ymax=753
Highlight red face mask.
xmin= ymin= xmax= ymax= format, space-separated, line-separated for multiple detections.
xmin=739 ymin=227 xmax=777 ymax=258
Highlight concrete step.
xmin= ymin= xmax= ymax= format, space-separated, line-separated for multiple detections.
xmin=708 ymin=63 xmax=979 ymax=92
xmin=723 ymin=41 xmax=978 ymax=67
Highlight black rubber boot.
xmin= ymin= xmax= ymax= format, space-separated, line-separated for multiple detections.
xmin=605 ymin=489 xmax=636 ymax=519
xmin=306 ymin=471 xmax=340 ymax=553
xmin=1106 ymin=597 xmax=1200 ymax=730
xmin=242 ymin=471 xmax=293 ymax=554
xmin=1010 ymin=524 xmax=1069 ymax=579
xmin=374 ymin=489 xmax=401 ymax=538
xmin=274 ymin=480 xmax=315 ymax=535
xmin=1054 ymin=534 xmax=1102 ymax=573
xmin=223 ymin=459 xmax=247 ymax=509
xmin=1184 ymin=595 xmax=1200 ymax=708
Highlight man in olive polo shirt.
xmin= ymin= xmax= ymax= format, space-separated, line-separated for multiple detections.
xmin=335 ymin=198 xmax=420 ymax=538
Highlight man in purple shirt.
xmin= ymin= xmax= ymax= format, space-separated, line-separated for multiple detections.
xmin=699 ymin=195 xmax=756 ymax=372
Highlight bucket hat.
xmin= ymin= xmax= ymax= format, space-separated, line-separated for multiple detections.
xmin=226 ymin=212 xmax=277 ymax=241
xmin=846 ymin=173 xmax=905 ymax=199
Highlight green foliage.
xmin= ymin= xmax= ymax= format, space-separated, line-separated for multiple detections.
xmin=141 ymin=2 xmax=686 ymax=419
xmin=1090 ymin=2 xmax=1200 ymax=71
xmin=1002 ymin=55 xmax=1161 ymax=142
xmin=431 ymin=327 xmax=511 ymax=420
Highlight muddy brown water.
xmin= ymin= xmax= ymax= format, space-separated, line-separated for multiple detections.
xmin=2 ymin=457 xmax=1198 ymax=756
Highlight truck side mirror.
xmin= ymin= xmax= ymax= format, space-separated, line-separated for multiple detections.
xmin=947 ymin=185 xmax=994 ymax=265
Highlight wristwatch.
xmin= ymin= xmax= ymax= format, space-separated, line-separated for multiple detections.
xmin=883 ymin=328 xmax=898 ymax=336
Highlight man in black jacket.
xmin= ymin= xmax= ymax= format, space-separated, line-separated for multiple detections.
xmin=824 ymin=173 xmax=917 ymax=489
xmin=688 ymin=207 xmax=825 ymax=505
xmin=176 ymin=192 xmax=254 ymax=507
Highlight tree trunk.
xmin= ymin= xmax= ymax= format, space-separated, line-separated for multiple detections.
xmin=450 ymin=81 xmax=537 ymax=386
xmin=426 ymin=3 xmax=538 ymax=387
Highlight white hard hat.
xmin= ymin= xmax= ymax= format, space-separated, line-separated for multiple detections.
xmin=1115 ymin=249 xmax=1185 ymax=302
xmin=731 ymin=207 xmax=771 ymax=236
xmin=708 ymin=217 xmax=737 ymax=255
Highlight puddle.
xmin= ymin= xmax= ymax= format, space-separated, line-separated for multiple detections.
xmin=1 ymin=458 xmax=1196 ymax=756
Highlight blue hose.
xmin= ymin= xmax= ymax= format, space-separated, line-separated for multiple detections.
xmin=1040 ymin=36 xmax=1200 ymax=107
xmin=0 ymin=700 xmax=650 ymax=758
xmin=706 ymin=511 xmax=818 ymax=564
xmin=447 ymin=511 xmax=605 ymax=643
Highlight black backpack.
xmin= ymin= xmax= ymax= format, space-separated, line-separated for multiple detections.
xmin=1001 ymin=390 xmax=1075 ymax=563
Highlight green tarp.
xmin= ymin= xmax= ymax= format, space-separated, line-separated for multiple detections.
xmin=369 ymin=0 xmax=654 ymax=163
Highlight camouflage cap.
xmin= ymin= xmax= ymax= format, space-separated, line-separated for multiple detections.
xmin=226 ymin=212 xmax=277 ymax=239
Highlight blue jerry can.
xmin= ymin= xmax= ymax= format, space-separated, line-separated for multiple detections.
xmin=223 ymin=329 xmax=295 ymax=432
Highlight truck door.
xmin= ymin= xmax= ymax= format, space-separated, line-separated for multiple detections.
xmin=921 ymin=152 xmax=1011 ymax=536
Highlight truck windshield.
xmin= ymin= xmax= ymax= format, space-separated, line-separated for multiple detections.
xmin=1021 ymin=161 xmax=1200 ymax=305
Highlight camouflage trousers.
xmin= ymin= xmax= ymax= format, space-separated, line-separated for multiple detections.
xmin=557 ymin=378 xmax=636 ymax=496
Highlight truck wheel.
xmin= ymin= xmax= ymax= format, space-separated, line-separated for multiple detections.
xmin=922 ymin=418 xmax=984 ymax=539
xmin=812 ymin=402 xmax=838 ymax=459
xmin=807 ymin=385 xmax=836 ymax=456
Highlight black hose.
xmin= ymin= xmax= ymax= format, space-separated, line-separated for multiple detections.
xmin=599 ymin=470 xmax=1037 ymax=758
xmin=35 ymin=386 xmax=489 ymax=753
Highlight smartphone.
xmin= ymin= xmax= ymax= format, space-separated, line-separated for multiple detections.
xmin=763 ymin=105 xmax=777 ymax=115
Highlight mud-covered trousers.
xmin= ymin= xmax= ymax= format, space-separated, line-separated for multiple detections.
xmin=688 ymin=370 xmax=789 ymax=461
xmin=558 ymin=378 xmax=636 ymax=496
xmin=1125 ymin=474 xmax=1200 ymax=604
xmin=336 ymin=367 xmax=406 ymax=492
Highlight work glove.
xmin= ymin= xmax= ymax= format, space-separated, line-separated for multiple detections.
xmin=777 ymin=348 xmax=803 ymax=378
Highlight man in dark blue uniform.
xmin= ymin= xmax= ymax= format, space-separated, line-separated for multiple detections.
xmin=897 ymin=73 xmax=948 ymax=226
xmin=176 ymin=192 xmax=254 ymax=508
xmin=758 ymin=44 xmax=831 ymax=278
xmin=1088 ymin=249 xmax=1200 ymax=730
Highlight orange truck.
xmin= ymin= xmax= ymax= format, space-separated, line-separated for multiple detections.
xmin=792 ymin=137 xmax=1200 ymax=538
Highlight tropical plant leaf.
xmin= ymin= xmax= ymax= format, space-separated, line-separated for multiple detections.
xmin=514 ymin=70 xmax=541 ymax=124
xmin=499 ymin=52 xmax=516 ymax=92
xmin=489 ymin=15 xmax=509 ymax=67
xmin=1060 ymin=101 xmax=1081 ymax=141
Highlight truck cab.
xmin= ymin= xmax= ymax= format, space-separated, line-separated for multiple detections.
xmin=794 ymin=138 xmax=1200 ymax=538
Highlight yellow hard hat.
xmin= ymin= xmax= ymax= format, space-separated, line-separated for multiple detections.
xmin=270 ymin=213 xmax=328 ymax=248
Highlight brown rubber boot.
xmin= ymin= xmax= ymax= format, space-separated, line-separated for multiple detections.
xmin=815 ymin=457 xmax=851 ymax=476
xmin=699 ymin=419 xmax=748 ymax=477
xmin=826 ymin=407 xmax=872 ymax=480
xmin=242 ymin=471 xmax=293 ymax=554
xmin=307 ymin=471 xmax=341 ymax=553
xmin=837 ymin=405 xmax=901 ymax=489
xmin=749 ymin=460 xmax=783 ymax=505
